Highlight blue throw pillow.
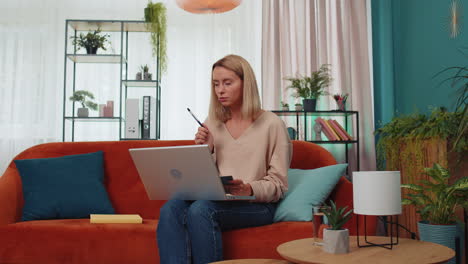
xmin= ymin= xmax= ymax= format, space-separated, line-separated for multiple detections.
xmin=273 ymin=164 xmax=348 ymax=222
xmin=14 ymin=151 xmax=115 ymax=221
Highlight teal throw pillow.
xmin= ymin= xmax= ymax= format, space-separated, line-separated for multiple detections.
xmin=14 ymin=151 xmax=115 ymax=221
xmin=273 ymin=164 xmax=348 ymax=222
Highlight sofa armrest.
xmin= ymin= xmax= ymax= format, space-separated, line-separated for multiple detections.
xmin=329 ymin=177 xmax=376 ymax=236
xmin=0 ymin=167 xmax=23 ymax=225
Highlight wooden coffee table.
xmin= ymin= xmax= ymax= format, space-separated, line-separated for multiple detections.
xmin=277 ymin=236 xmax=455 ymax=264
xmin=211 ymin=259 xmax=291 ymax=264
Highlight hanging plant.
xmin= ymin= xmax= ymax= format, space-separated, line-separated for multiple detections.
xmin=145 ymin=2 xmax=167 ymax=73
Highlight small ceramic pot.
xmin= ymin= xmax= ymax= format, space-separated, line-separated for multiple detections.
xmin=323 ymin=228 xmax=349 ymax=254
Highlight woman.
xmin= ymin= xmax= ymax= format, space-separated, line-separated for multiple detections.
xmin=157 ymin=54 xmax=292 ymax=264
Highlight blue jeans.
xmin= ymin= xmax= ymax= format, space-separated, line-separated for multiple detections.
xmin=157 ymin=199 xmax=276 ymax=264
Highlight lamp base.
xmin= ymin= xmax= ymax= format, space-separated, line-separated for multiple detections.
xmin=356 ymin=215 xmax=399 ymax=249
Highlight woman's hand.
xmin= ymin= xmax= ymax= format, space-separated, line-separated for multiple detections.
xmin=224 ymin=179 xmax=253 ymax=196
xmin=194 ymin=125 xmax=214 ymax=151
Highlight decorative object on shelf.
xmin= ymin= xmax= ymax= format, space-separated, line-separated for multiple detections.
xmin=103 ymin=100 xmax=114 ymax=117
xmin=353 ymin=171 xmax=402 ymax=249
xmin=69 ymin=90 xmax=98 ymax=117
xmin=145 ymin=2 xmax=167 ymax=73
xmin=280 ymin=101 xmax=289 ymax=111
xmin=285 ymin=64 xmax=332 ymax=112
xmin=140 ymin=64 xmax=152 ymax=80
xmin=70 ymin=28 xmax=110 ymax=54
xmin=294 ymin=103 xmax=303 ymax=111
xmin=333 ymin=93 xmax=348 ymax=111
xmin=322 ymin=200 xmax=353 ymax=254
xmin=136 ymin=72 xmax=142 ymax=80
xmin=287 ymin=127 xmax=296 ymax=140
xmin=98 ymin=104 xmax=106 ymax=117
xmin=176 ymin=0 xmax=242 ymax=14
xmin=448 ymin=0 xmax=462 ymax=38
xmin=401 ymin=163 xmax=466 ymax=263
xmin=313 ymin=122 xmax=322 ymax=141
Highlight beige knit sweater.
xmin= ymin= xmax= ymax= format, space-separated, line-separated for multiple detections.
xmin=205 ymin=111 xmax=292 ymax=203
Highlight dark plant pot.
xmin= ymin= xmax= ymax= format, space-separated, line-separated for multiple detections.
xmin=303 ymin=99 xmax=317 ymax=112
xmin=418 ymin=221 xmax=462 ymax=264
xmin=85 ymin=46 xmax=98 ymax=54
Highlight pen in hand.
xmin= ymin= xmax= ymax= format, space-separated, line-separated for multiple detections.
xmin=187 ymin=108 xmax=204 ymax=127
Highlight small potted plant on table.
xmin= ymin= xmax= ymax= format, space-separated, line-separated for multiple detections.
xmin=69 ymin=90 xmax=98 ymax=117
xmin=322 ymin=200 xmax=353 ymax=254
xmin=281 ymin=101 xmax=289 ymax=111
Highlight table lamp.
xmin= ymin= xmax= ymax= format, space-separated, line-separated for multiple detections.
xmin=353 ymin=171 xmax=402 ymax=249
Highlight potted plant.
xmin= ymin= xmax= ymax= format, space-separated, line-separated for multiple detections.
xmin=281 ymin=101 xmax=289 ymax=111
xmin=295 ymin=103 xmax=303 ymax=111
xmin=141 ymin=64 xmax=152 ymax=80
xmin=69 ymin=90 xmax=98 ymax=117
xmin=145 ymin=2 xmax=167 ymax=73
xmin=285 ymin=64 xmax=332 ymax=111
xmin=322 ymin=200 xmax=353 ymax=254
xmin=401 ymin=163 xmax=467 ymax=263
xmin=70 ymin=28 xmax=110 ymax=54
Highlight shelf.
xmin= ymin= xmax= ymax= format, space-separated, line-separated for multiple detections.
xmin=307 ymin=140 xmax=358 ymax=144
xmin=67 ymin=54 xmax=126 ymax=64
xmin=68 ymin=20 xmax=151 ymax=32
xmin=272 ymin=110 xmax=358 ymax=116
xmin=120 ymin=138 xmax=158 ymax=141
xmin=64 ymin=117 xmax=122 ymax=122
xmin=123 ymin=80 xmax=158 ymax=87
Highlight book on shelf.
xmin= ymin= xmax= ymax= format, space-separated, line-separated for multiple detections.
xmin=328 ymin=119 xmax=349 ymax=140
xmin=323 ymin=119 xmax=341 ymax=140
xmin=141 ymin=96 xmax=157 ymax=139
xmin=315 ymin=117 xmax=338 ymax=141
xmin=330 ymin=119 xmax=353 ymax=140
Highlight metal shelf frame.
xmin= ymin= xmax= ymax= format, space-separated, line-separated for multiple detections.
xmin=62 ymin=19 xmax=161 ymax=142
xmin=272 ymin=110 xmax=360 ymax=171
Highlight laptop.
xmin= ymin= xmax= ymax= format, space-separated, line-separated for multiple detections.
xmin=129 ymin=144 xmax=255 ymax=201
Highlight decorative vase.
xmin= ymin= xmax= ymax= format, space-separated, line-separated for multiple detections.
xmin=77 ymin=108 xmax=89 ymax=118
xmin=295 ymin=105 xmax=303 ymax=111
xmin=136 ymin=72 xmax=142 ymax=80
xmin=303 ymin=98 xmax=317 ymax=112
xmin=323 ymin=229 xmax=349 ymax=254
xmin=418 ymin=221 xmax=461 ymax=264
xmin=85 ymin=46 xmax=98 ymax=54
xmin=144 ymin=72 xmax=152 ymax=80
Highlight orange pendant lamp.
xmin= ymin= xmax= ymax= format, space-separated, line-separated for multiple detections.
xmin=176 ymin=0 xmax=242 ymax=14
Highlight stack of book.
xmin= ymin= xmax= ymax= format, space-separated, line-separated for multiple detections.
xmin=315 ymin=117 xmax=353 ymax=141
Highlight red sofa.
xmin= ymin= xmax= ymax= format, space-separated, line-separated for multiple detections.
xmin=0 ymin=140 xmax=375 ymax=264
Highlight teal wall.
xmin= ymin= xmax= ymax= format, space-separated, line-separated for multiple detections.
xmin=373 ymin=0 xmax=468 ymax=126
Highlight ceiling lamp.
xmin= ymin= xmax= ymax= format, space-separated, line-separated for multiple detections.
xmin=176 ymin=0 xmax=242 ymax=14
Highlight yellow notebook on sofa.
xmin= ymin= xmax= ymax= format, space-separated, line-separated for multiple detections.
xmin=90 ymin=214 xmax=143 ymax=224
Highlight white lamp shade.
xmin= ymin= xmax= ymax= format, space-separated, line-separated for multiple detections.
xmin=352 ymin=171 xmax=402 ymax=215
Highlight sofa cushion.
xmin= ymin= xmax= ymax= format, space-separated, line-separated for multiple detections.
xmin=273 ymin=164 xmax=348 ymax=222
xmin=14 ymin=151 xmax=115 ymax=221
xmin=0 ymin=219 xmax=159 ymax=264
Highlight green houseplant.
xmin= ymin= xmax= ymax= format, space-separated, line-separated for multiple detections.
xmin=280 ymin=101 xmax=289 ymax=111
xmin=69 ymin=90 xmax=98 ymax=117
xmin=285 ymin=64 xmax=332 ymax=111
xmin=70 ymin=28 xmax=110 ymax=54
xmin=322 ymin=201 xmax=353 ymax=254
xmin=145 ymin=2 xmax=167 ymax=73
xmin=401 ymin=163 xmax=467 ymax=263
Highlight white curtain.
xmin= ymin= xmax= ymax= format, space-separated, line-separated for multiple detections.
xmin=0 ymin=0 xmax=262 ymax=174
xmin=262 ymin=0 xmax=376 ymax=172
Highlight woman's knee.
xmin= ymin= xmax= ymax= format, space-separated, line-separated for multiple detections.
xmin=160 ymin=199 xmax=189 ymax=220
xmin=187 ymin=200 xmax=216 ymax=221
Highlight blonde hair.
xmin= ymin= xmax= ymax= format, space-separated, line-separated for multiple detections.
xmin=208 ymin=54 xmax=262 ymax=122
